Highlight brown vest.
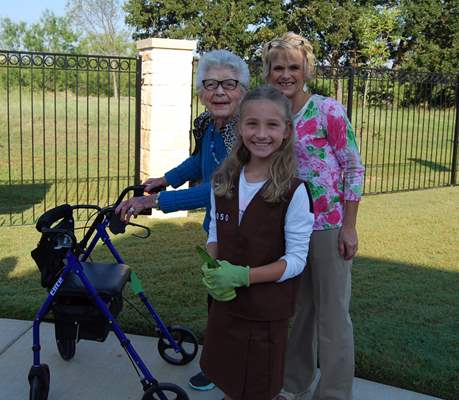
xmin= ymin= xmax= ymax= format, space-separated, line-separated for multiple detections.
xmin=215 ymin=176 xmax=305 ymax=321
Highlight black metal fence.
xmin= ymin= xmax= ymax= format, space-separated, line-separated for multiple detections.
xmin=191 ymin=61 xmax=459 ymax=195
xmin=0 ymin=50 xmax=141 ymax=226
xmin=2 ymin=52 xmax=458 ymax=226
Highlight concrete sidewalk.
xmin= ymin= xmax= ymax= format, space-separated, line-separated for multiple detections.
xmin=0 ymin=319 xmax=443 ymax=400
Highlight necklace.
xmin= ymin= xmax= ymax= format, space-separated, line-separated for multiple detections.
xmin=210 ymin=126 xmax=221 ymax=165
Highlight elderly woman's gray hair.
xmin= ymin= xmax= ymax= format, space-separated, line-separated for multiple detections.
xmin=195 ymin=50 xmax=250 ymax=92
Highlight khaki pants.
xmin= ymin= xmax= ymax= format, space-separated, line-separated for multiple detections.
xmin=283 ymin=229 xmax=354 ymax=400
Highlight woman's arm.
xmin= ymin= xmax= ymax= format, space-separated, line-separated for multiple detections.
xmin=115 ymin=178 xmax=210 ymax=221
xmin=322 ymin=99 xmax=365 ymax=201
xmin=164 ymin=153 xmax=202 ymax=189
xmin=323 ymin=99 xmax=364 ymax=260
xmin=158 ymin=182 xmax=211 ymax=213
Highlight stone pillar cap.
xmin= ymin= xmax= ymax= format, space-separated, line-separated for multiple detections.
xmin=137 ymin=37 xmax=197 ymax=51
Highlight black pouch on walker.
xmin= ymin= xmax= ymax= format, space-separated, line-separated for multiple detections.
xmin=31 ymin=212 xmax=74 ymax=288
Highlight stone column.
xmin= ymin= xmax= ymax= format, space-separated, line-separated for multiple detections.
xmin=137 ymin=38 xmax=197 ymax=218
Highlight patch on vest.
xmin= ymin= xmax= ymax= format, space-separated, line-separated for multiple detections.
xmin=215 ymin=211 xmax=230 ymax=222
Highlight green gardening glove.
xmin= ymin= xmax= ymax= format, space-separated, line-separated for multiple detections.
xmin=202 ymin=260 xmax=250 ymax=290
xmin=202 ymin=274 xmax=236 ymax=301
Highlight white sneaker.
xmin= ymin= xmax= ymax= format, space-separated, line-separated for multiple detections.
xmin=274 ymin=389 xmax=298 ymax=400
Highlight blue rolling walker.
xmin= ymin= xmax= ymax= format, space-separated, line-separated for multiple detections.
xmin=28 ymin=185 xmax=198 ymax=400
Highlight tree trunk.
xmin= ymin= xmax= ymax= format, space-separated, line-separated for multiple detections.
xmin=331 ymin=53 xmax=343 ymax=103
xmin=335 ymin=75 xmax=343 ymax=104
xmin=360 ymin=70 xmax=371 ymax=137
xmin=112 ymin=71 xmax=118 ymax=100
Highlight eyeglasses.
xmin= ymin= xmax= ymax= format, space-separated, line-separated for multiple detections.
xmin=202 ymin=79 xmax=239 ymax=91
xmin=267 ymin=38 xmax=304 ymax=51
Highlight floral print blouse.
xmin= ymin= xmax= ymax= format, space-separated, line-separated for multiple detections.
xmin=294 ymin=94 xmax=365 ymax=231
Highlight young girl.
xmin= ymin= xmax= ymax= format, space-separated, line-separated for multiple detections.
xmin=200 ymin=84 xmax=314 ymax=400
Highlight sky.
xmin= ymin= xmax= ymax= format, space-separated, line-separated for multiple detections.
xmin=0 ymin=0 xmax=68 ymax=25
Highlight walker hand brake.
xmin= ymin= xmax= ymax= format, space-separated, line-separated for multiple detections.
xmin=128 ymin=221 xmax=151 ymax=239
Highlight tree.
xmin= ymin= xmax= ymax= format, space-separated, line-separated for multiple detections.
xmin=66 ymin=0 xmax=135 ymax=97
xmin=284 ymin=0 xmax=369 ymax=101
xmin=285 ymin=0 xmax=366 ymax=69
xmin=395 ymin=0 xmax=459 ymax=72
xmin=354 ymin=5 xmax=402 ymax=108
xmin=354 ymin=6 xmax=401 ymax=69
xmin=123 ymin=0 xmax=287 ymax=62
xmin=66 ymin=0 xmax=133 ymax=55
xmin=0 ymin=12 xmax=78 ymax=53
xmin=0 ymin=18 xmax=28 ymax=50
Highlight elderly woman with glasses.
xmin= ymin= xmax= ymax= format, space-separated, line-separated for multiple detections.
xmin=116 ymin=49 xmax=249 ymax=391
xmin=117 ymin=50 xmax=249 ymax=231
xmin=262 ymin=32 xmax=365 ymax=400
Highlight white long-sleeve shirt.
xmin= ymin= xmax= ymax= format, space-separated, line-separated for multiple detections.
xmin=207 ymin=169 xmax=314 ymax=282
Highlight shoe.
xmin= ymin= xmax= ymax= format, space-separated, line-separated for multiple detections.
xmin=274 ymin=389 xmax=297 ymax=400
xmin=188 ymin=371 xmax=216 ymax=391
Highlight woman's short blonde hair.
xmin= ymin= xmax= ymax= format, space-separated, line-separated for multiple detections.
xmin=262 ymin=32 xmax=316 ymax=82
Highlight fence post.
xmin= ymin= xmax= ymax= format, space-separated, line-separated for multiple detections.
xmin=451 ymin=74 xmax=459 ymax=186
xmin=134 ymin=55 xmax=142 ymax=184
xmin=347 ymin=67 xmax=354 ymax=121
xmin=136 ymin=37 xmax=197 ymax=219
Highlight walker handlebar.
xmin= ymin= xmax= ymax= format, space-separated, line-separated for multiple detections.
xmin=114 ymin=184 xmax=166 ymax=208
xmin=35 ymin=204 xmax=101 ymax=232
xmin=35 ymin=184 xmax=164 ymax=235
xmin=35 ymin=204 xmax=72 ymax=232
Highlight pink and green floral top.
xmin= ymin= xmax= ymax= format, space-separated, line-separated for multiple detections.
xmin=294 ymin=94 xmax=365 ymax=231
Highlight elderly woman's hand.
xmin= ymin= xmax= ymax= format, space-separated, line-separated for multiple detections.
xmin=115 ymin=194 xmax=157 ymax=223
xmin=143 ymin=176 xmax=168 ymax=193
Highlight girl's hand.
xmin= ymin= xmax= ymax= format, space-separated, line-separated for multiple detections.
xmin=202 ymin=260 xmax=250 ymax=289
xmin=202 ymin=270 xmax=236 ymax=301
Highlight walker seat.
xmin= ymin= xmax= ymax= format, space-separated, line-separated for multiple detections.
xmin=60 ymin=261 xmax=130 ymax=296
xmin=53 ymin=262 xmax=131 ymax=343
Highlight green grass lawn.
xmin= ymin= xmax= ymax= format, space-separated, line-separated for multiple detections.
xmin=0 ymin=187 xmax=458 ymax=399
xmin=0 ymin=91 xmax=137 ymax=182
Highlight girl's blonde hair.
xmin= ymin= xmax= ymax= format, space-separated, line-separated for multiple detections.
xmin=262 ymin=32 xmax=316 ymax=82
xmin=213 ymin=84 xmax=296 ymax=203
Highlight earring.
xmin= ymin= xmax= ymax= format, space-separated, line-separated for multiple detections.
xmin=303 ymin=82 xmax=308 ymax=93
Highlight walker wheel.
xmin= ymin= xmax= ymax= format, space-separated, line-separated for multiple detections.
xmin=142 ymin=383 xmax=189 ymax=400
xmin=28 ymin=364 xmax=50 ymax=400
xmin=157 ymin=326 xmax=198 ymax=365
xmin=56 ymin=338 xmax=76 ymax=361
